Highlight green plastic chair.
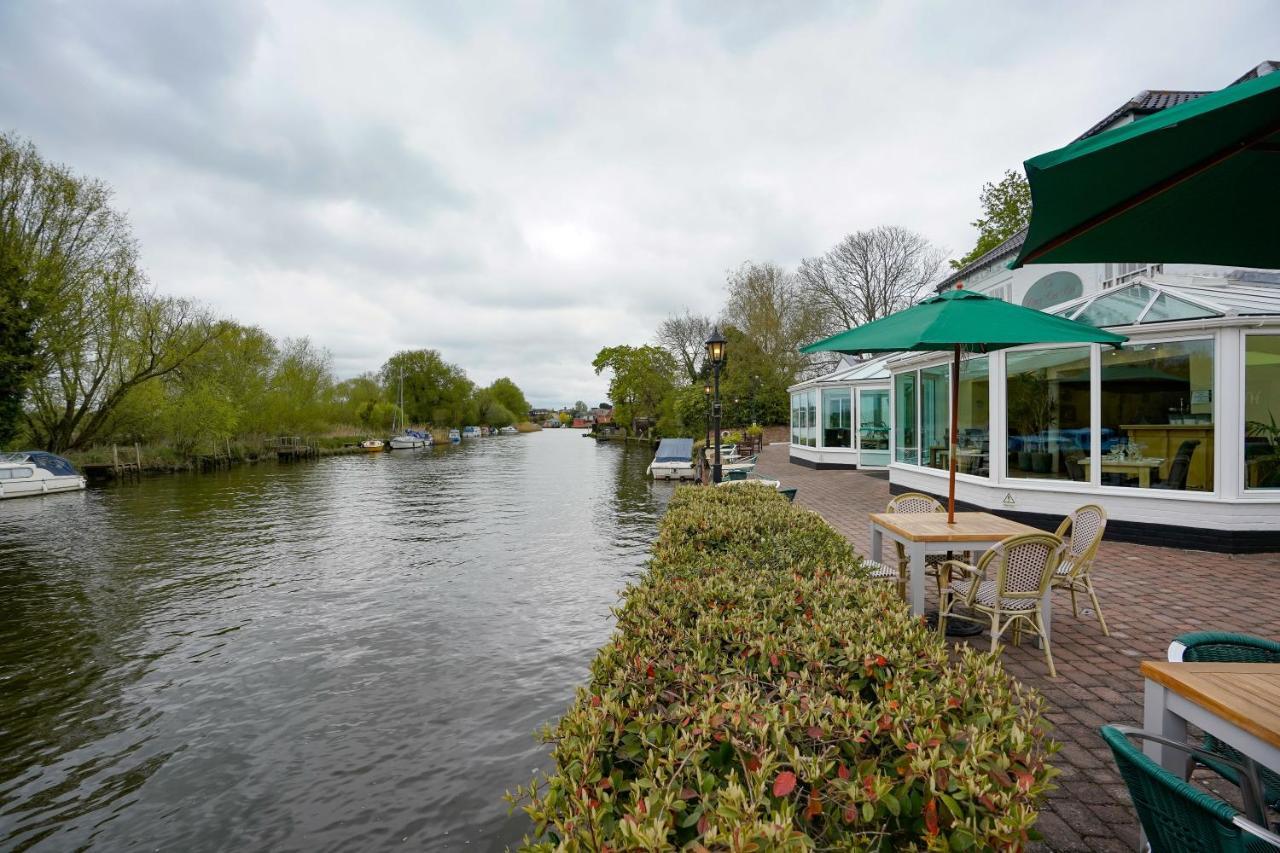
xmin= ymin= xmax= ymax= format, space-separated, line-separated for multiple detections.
xmin=1100 ymin=725 xmax=1280 ymax=851
xmin=725 ymin=469 xmax=748 ymax=481
xmin=779 ymin=487 xmax=797 ymax=503
xmin=1170 ymin=632 xmax=1280 ymax=812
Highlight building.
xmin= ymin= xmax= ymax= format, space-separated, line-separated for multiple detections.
xmin=787 ymin=356 xmax=893 ymax=470
xmin=790 ymin=62 xmax=1280 ymax=551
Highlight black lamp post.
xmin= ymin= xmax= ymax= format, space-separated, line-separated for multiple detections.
xmin=703 ymin=383 xmax=712 ymax=450
xmin=704 ymin=327 xmax=727 ymax=483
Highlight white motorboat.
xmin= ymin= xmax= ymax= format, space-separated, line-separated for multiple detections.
xmin=448 ymin=429 xmax=461 ymax=444
xmin=360 ymin=438 xmax=385 ymax=452
xmin=462 ymin=426 xmax=482 ymax=439
xmin=647 ymin=438 xmax=696 ymax=481
xmin=498 ymin=425 xmax=518 ymax=435
xmin=0 ymin=452 xmax=87 ymax=499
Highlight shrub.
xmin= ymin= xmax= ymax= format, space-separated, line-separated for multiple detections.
xmin=508 ymin=486 xmax=1057 ymax=850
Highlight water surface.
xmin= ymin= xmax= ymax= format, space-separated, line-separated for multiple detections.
xmin=0 ymin=430 xmax=670 ymax=850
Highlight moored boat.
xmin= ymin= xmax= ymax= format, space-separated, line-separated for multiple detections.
xmin=448 ymin=429 xmax=461 ymax=444
xmin=389 ymin=430 xmax=430 ymax=450
xmin=647 ymin=438 xmax=696 ymax=481
xmin=360 ymin=438 xmax=385 ymax=452
xmin=462 ymin=426 xmax=482 ymax=439
xmin=498 ymin=425 xmax=518 ymax=435
xmin=0 ymin=452 xmax=87 ymax=499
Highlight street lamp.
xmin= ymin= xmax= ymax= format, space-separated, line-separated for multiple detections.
xmin=704 ymin=327 xmax=727 ymax=483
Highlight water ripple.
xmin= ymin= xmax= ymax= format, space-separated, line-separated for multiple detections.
xmin=0 ymin=431 xmax=669 ymax=850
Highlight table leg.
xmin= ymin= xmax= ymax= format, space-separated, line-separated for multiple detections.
xmin=1139 ymin=467 xmax=1150 ymax=489
xmin=1143 ymin=679 xmax=1187 ymax=775
xmin=870 ymin=524 xmax=883 ymax=568
xmin=908 ymin=540 xmax=926 ymax=617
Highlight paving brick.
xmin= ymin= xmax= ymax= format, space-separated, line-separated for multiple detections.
xmin=754 ymin=444 xmax=1280 ymax=851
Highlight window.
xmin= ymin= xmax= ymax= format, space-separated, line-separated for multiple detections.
xmin=805 ymin=390 xmax=818 ymax=447
xmin=1245 ymin=335 xmax=1280 ymax=490
xmin=0 ymin=467 xmax=33 ymax=480
xmin=894 ymin=372 xmax=917 ymax=464
xmin=790 ymin=393 xmax=803 ymax=445
xmin=957 ymin=356 xmax=990 ymax=477
xmin=1022 ymin=272 xmax=1083 ymax=310
xmin=1006 ymin=347 xmax=1091 ymax=481
xmin=921 ymin=364 xmax=950 ymax=471
xmin=1075 ymin=284 xmax=1155 ymax=327
xmin=822 ymin=388 xmax=852 ymax=448
xmin=1101 ymin=339 xmax=1214 ymax=491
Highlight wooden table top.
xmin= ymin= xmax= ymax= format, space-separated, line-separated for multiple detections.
xmin=1141 ymin=661 xmax=1280 ymax=751
xmin=868 ymin=511 xmax=1041 ymax=543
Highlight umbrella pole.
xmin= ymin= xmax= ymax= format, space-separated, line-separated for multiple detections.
xmin=948 ymin=345 xmax=959 ymax=524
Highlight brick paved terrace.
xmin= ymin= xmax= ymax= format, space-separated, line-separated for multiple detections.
xmin=754 ymin=443 xmax=1280 ymax=852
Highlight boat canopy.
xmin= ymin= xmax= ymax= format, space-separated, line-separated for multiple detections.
xmin=654 ymin=438 xmax=694 ymax=463
xmin=5 ymin=451 xmax=80 ymax=476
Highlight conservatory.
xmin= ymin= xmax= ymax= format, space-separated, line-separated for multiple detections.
xmin=787 ymin=355 xmax=892 ymax=469
xmin=884 ymin=280 xmax=1280 ymax=551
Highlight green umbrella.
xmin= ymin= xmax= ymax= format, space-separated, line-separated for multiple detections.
xmin=1011 ymin=70 xmax=1280 ymax=268
xmin=802 ymin=288 xmax=1126 ymax=521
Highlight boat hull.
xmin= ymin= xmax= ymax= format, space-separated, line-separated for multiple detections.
xmin=647 ymin=463 xmax=696 ymax=481
xmin=0 ymin=475 xmax=86 ymax=499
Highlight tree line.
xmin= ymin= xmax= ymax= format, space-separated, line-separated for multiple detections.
xmin=0 ymin=133 xmax=530 ymax=455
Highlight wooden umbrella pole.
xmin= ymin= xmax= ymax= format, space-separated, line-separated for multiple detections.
xmin=948 ymin=345 xmax=959 ymax=523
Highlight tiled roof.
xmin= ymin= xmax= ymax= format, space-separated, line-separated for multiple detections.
xmin=935 ymin=227 xmax=1027 ymax=292
xmin=1075 ymin=89 xmax=1210 ymax=141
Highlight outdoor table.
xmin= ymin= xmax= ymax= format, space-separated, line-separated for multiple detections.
xmin=868 ymin=511 xmax=1043 ymax=623
xmin=1079 ymin=457 xmax=1163 ymax=488
xmin=1140 ymin=661 xmax=1280 ymax=834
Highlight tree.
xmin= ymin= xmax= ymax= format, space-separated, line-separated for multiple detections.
xmin=486 ymin=377 xmax=530 ymax=422
xmin=0 ymin=254 xmax=37 ymax=446
xmin=795 ymin=227 xmax=945 ymax=340
xmin=591 ymin=345 xmax=677 ymax=432
xmin=655 ymin=309 xmax=712 ymax=384
xmin=951 ymin=169 xmax=1032 ymax=270
xmin=723 ymin=261 xmax=824 ymax=381
xmin=380 ymin=349 xmax=474 ymax=426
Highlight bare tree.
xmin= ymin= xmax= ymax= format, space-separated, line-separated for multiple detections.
xmin=796 ymin=226 xmax=946 ymax=338
xmin=655 ymin=309 xmax=711 ymax=384
xmin=723 ymin=261 xmax=828 ymax=379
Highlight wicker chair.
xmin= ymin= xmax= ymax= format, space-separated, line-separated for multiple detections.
xmin=860 ymin=492 xmax=950 ymax=599
xmin=1101 ymin=725 xmax=1280 ymax=852
xmin=1051 ymin=504 xmax=1109 ymax=635
xmin=1169 ymin=632 xmax=1280 ymax=815
xmin=938 ymin=533 xmax=1065 ymax=677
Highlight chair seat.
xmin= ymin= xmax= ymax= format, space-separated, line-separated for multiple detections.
xmin=950 ymin=578 xmax=1040 ymax=612
xmin=863 ymin=560 xmax=899 ymax=580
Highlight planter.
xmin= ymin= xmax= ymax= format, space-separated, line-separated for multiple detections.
xmin=1018 ymin=450 xmax=1033 ymax=471
xmin=1031 ymin=452 xmax=1053 ymax=474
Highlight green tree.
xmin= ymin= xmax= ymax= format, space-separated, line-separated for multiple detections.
xmin=381 ymin=349 xmax=475 ymax=426
xmin=591 ymin=345 xmax=677 ymax=432
xmin=951 ymin=169 xmax=1032 ymax=270
xmin=723 ymin=260 xmax=824 ymax=384
xmin=485 ymin=377 xmax=530 ymax=422
xmin=0 ymin=254 xmax=37 ymax=446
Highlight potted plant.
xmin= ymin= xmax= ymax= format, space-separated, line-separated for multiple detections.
xmin=1007 ymin=373 xmax=1055 ymax=473
xmin=1246 ymin=410 xmax=1280 ymax=487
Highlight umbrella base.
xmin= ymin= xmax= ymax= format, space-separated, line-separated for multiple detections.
xmin=925 ymin=609 xmax=986 ymax=637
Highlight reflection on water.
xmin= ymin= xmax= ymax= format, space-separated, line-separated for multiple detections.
xmin=0 ymin=430 xmax=672 ymax=850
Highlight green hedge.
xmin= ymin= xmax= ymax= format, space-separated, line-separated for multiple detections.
xmin=509 ymin=485 xmax=1057 ymax=850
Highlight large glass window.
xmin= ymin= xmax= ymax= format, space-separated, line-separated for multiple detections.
xmin=1244 ymin=335 xmax=1280 ymax=490
xmin=921 ymin=364 xmax=950 ymax=471
xmin=822 ymin=388 xmax=852 ymax=448
xmin=957 ymin=356 xmax=990 ymax=477
xmin=790 ymin=393 xmax=802 ymax=445
xmin=1006 ymin=347 xmax=1091 ymax=480
xmin=894 ymin=372 xmax=917 ymax=464
xmin=805 ymin=390 xmax=817 ymax=447
xmin=1101 ymin=339 xmax=1214 ymax=491
xmin=859 ymin=388 xmax=890 ymax=467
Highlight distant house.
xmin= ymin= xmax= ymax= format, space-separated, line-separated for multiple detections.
xmin=571 ymin=417 xmax=590 ymax=429
xmin=590 ymin=407 xmax=613 ymax=425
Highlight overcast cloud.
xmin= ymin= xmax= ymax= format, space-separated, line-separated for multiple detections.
xmin=1 ymin=1 xmax=1276 ymax=406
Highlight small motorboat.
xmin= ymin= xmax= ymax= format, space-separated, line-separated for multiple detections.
xmin=448 ymin=429 xmax=461 ymax=444
xmin=462 ymin=426 xmax=482 ymax=440
xmin=499 ymin=426 xmax=518 ymax=435
xmin=647 ymin=438 xmax=696 ymax=481
xmin=360 ymin=438 xmax=385 ymax=452
xmin=0 ymin=452 xmax=87 ymax=499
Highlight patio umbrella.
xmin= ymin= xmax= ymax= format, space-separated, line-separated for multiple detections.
xmin=1011 ymin=69 xmax=1280 ymax=269
xmin=802 ymin=288 xmax=1126 ymax=522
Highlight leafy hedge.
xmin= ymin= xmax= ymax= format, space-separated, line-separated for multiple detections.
xmin=509 ymin=485 xmax=1057 ymax=850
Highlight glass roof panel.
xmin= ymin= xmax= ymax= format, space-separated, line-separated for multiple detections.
xmin=1141 ymin=293 xmax=1219 ymax=323
xmin=1073 ymin=284 xmax=1155 ymax=327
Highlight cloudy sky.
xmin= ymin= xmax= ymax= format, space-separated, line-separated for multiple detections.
xmin=1 ymin=2 xmax=1276 ymax=406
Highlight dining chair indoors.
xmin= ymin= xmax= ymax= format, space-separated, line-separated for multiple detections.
xmin=1051 ymin=503 xmax=1110 ymax=636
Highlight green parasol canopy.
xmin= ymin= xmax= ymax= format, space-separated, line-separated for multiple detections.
xmin=802 ymin=289 xmax=1126 ymax=521
xmin=1011 ymin=70 xmax=1280 ymax=269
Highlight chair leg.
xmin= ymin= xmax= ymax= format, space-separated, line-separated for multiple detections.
xmin=1070 ymin=587 xmax=1079 ymax=618
xmin=1085 ymin=576 xmax=1110 ymax=637
xmin=990 ymin=614 xmax=1002 ymax=654
xmin=1036 ymin=613 xmax=1056 ymax=678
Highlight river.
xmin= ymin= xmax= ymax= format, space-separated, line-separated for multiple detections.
xmin=0 ymin=430 xmax=672 ymax=851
